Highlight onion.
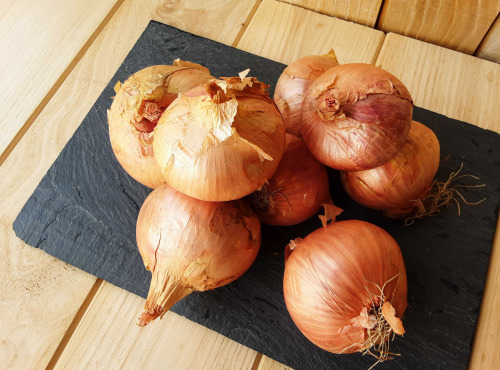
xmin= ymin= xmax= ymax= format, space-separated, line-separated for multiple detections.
xmin=301 ymin=63 xmax=413 ymax=171
xmin=136 ymin=184 xmax=261 ymax=326
xmin=249 ymin=133 xmax=332 ymax=226
xmin=274 ymin=50 xmax=339 ymax=137
xmin=341 ymin=121 xmax=440 ymax=220
xmin=153 ymin=71 xmax=286 ymax=201
xmin=108 ymin=61 xmax=213 ymax=188
xmin=283 ymin=220 xmax=407 ymax=362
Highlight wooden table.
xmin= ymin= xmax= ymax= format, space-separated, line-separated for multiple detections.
xmin=1 ymin=1 xmax=499 ymax=369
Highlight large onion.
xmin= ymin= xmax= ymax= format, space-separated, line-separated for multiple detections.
xmin=249 ymin=133 xmax=331 ymax=226
xmin=341 ymin=121 xmax=440 ymax=219
xmin=274 ymin=50 xmax=339 ymax=137
xmin=153 ymin=72 xmax=286 ymax=201
xmin=301 ymin=63 xmax=413 ymax=171
xmin=283 ymin=220 xmax=407 ymax=361
xmin=108 ymin=61 xmax=213 ymax=188
xmin=136 ymin=184 xmax=261 ymax=326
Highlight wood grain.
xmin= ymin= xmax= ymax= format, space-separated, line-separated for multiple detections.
xmin=376 ymin=33 xmax=500 ymax=132
xmin=53 ymin=282 xmax=258 ymax=369
xmin=0 ymin=0 xmax=121 ymax=163
xmin=257 ymin=355 xmax=293 ymax=370
xmin=476 ymin=13 xmax=500 ymax=63
xmin=278 ymin=0 xmax=383 ymax=26
xmin=377 ymin=0 xmax=500 ymax=54
xmin=237 ymin=0 xmax=385 ymax=65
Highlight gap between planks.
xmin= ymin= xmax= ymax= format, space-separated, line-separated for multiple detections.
xmin=0 ymin=0 xmax=126 ymax=168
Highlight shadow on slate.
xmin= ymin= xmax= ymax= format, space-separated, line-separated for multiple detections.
xmin=13 ymin=21 xmax=500 ymax=370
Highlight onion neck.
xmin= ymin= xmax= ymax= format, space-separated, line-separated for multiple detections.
xmin=138 ymin=271 xmax=193 ymax=327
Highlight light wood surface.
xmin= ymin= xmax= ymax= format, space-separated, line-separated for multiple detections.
xmin=0 ymin=0 xmax=121 ymax=164
xmin=278 ymin=0 xmax=383 ymax=26
xmin=377 ymin=0 xmax=500 ymax=54
xmin=1 ymin=1 xmax=500 ymax=369
xmin=237 ymin=0 xmax=385 ymax=65
xmin=476 ymin=14 xmax=500 ymax=63
xmin=376 ymin=33 xmax=500 ymax=132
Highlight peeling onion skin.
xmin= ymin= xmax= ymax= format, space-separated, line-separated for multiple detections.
xmin=341 ymin=121 xmax=440 ymax=217
xmin=283 ymin=220 xmax=408 ymax=354
xmin=274 ymin=50 xmax=339 ymax=137
xmin=108 ymin=63 xmax=213 ymax=188
xmin=136 ymin=184 xmax=261 ymax=326
xmin=153 ymin=75 xmax=286 ymax=201
xmin=301 ymin=63 xmax=413 ymax=171
xmin=249 ymin=133 xmax=331 ymax=226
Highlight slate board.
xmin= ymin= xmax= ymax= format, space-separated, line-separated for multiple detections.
xmin=13 ymin=21 xmax=500 ymax=370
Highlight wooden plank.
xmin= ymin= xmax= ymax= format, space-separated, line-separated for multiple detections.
xmin=237 ymin=0 xmax=385 ymax=65
xmin=376 ymin=32 xmax=500 ymax=370
xmin=257 ymin=355 xmax=292 ymax=370
xmin=0 ymin=0 xmax=265 ymax=368
xmin=0 ymin=0 xmax=121 ymax=163
xmin=476 ymin=14 xmax=500 ymax=63
xmin=53 ymin=282 xmax=258 ymax=369
xmin=376 ymin=33 xmax=500 ymax=132
xmin=278 ymin=0 xmax=383 ymax=26
xmin=377 ymin=0 xmax=500 ymax=54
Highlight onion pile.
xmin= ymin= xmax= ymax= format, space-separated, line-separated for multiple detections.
xmin=153 ymin=71 xmax=286 ymax=201
xmin=301 ymin=63 xmax=413 ymax=171
xmin=341 ymin=121 xmax=440 ymax=219
xmin=283 ymin=220 xmax=407 ymax=360
xmin=274 ymin=50 xmax=339 ymax=137
xmin=136 ymin=184 xmax=261 ymax=326
xmin=108 ymin=61 xmax=213 ymax=188
xmin=249 ymin=133 xmax=332 ymax=226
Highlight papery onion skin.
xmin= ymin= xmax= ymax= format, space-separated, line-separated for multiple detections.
xmin=274 ymin=50 xmax=339 ymax=137
xmin=283 ymin=220 xmax=408 ymax=354
xmin=108 ymin=62 xmax=213 ymax=188
xmin=153 ymin=75 xmax=286 ymax=201
xmin=341 ymin=121 xmax=440 ymax=218
xmin=301 ymin=63 xmax=413 ymax=171
xmin=249 ymin=133 xmax=331 ymax=226
xmin=136 ymin=184 xmax=261 ymax=326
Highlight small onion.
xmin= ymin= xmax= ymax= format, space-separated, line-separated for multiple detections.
xmin=136 ymin=184 xmax=261 ymax=326
xmin=153 ymin=71 xmax=286 ymax=201
xmin=301 ymin=63 xmax=413 ymax=171
xmin=283 ymin=220 xmax=408 ymax=360
xmin=274 ymin=50 xmax=339 ymax=137
xmin=108 ymin=61 xmax=213 ymax=188
xmin=249 ymin=133 xmax=332 ymax=226
xmin=341 ymin=121 xmax=440 ymax=219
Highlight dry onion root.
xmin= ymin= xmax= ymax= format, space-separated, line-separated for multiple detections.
xmin=301 ymin=63 xmax=413 ymax=171
xmin=136 ymin=184 xmax=261 ymax=326
xmin=249 ymin=133 xmax=332 ymax=226
xmin=153 ymin=71 xmax=286 ymax=201
xmin=274 ymin=50 xmax=339 ymax=137
xmin=283 ymin=219 xmax=407 ymax=366
xmin=108 ymin=61 xmax=213 ymax=188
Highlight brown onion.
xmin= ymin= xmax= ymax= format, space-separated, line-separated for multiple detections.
xmin=249 ymin=133 xmax=331 ymax=226
xmin=283 ymin=220 xmax=407 ymax=361
xmin=136 ymin=184 xmax=261 ymax=326
xmin=108 ymin=61 xmax=213 ymax=188
xmin=274 ymin=50 xmax=339 ymax=137
xmin=153 ymin=72 xmax=286 ymax=201
xmin=341 ymin=121 xmax=440 ymax=219
xmin=301 ymin=63 xmax=413 ymax=171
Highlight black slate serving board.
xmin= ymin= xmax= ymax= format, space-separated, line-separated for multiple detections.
xmin=13 ymin=21 xmax=500 ymax=369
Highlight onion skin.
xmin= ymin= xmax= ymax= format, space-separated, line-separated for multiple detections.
xmin=274 ymin=50 xmax=339 ymax=137
xmin=249 ymin=133 xmax=331 ymax=226
xmin=108 ymin=63 xmax=213 ymax=188
xmin=341 ymin=121 xmax=440 ymax=218
xmin=153 ymin=74 xmax=286 ymax=201
xmin=283 ymin=220 xmax=407 ymax=354
xmin=136 ymin=184 xmax=261 ymax=326
xmin=301 ymin=63 xmax=413 ymax=171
